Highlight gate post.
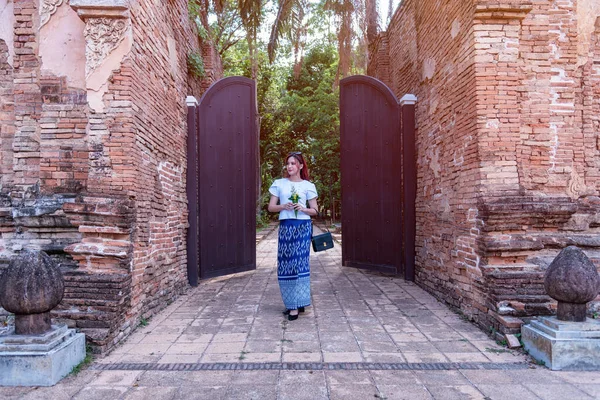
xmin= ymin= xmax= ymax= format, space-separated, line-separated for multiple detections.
xmin=400 ymin=94 xmax=417 ymax=281
xmin=186 ymin=96 xmax=199 ymax=286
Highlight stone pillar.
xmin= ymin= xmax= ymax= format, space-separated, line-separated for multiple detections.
xmin=186 ymin=96 xmax=199 ymax=287
xmin=522 ymin=246 xmax=600 ymax=370
xmin=473 ymin=1 xmax=532 ymax=194
xmin=544 ymin=246 xmax=600 ymax=322
xmin=0 ymin=251 xmax=85 ymax=386
xmin=69 ymin=0 xmax=132 ymax=113
xmin=0 ymin=11 xmax=14 ymax=198
xmin=400 ymin=94 xmax=417 ymax=281
xmin=582 ymin=17 xmax=600 ymax=192
xmin=0 ymin=251 xmax=64 ymax=334
xmin=12 ymin=0 xmax=43 ymax=200
xmin=63 ymin=0 xmax=135 ymax=273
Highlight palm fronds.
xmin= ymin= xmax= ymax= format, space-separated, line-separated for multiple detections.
xmin=268 ymin=0 xmax=309 ymax=64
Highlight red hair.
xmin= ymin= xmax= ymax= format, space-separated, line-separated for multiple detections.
xmin=284 ymin=153 xmax=310 ymax=181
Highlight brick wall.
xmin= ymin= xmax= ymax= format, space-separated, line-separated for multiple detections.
xmin=370 ymin=0 xmax=600 ymax=335
xmin=370 ymin=0 xmax=483 ymax=318
xmin=127 ymin=1 xmax=205 ymax=323
xmin=0 ymin=0 xmax=222 ymax=352
xmin=367 ymin=32 xmax=390 ymax=84
xmin=0 ymin=37 xmax=14 ymax=252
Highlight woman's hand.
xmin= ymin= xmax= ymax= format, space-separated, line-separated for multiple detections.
xmin=283 ymin=203 xmax=295 ymax=211
xmin=293 ymin=203 xmax=315 ymax=215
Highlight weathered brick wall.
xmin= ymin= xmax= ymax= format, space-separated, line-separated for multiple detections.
xmin=0 ymin=0 xmax=82 ymax=270
xmin=370 ymin=0 xmax=483 ymax=319
xmin=0 ymin=36 xmax=14 ymax=250
xmin=370 ymin=0 xmax=600 ymax=336
xmin=367 ymin=32 xmax=390 ymax=84
xmin=475 ymin=1 xmax=600 ymax=334
xmin=127 ymin=0 xmax=206 ymax=324
xmin=0 ymin=0 xmax=221 ymax=352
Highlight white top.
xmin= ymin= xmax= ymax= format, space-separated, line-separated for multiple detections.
xmin=269 ymin=178 xmax=318 ymax=220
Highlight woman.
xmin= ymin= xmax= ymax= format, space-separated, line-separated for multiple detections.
xmin=268 ymin=152 xmax=319 ymax=321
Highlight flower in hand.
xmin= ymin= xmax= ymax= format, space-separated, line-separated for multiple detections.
xmin=288 ymin=186 xmax=301 ymax=218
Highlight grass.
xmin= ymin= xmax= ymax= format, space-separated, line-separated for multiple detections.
xmin=485 ymin=347 xmax=510 ymax=354
xmin=70 ymin=344 xmax=94 ymax=376
xmin=140 ymin=317 xmax=149 ymax=327
xmin=515 ymin=332 xmax=524 ymax=347
xmin=534 ymin=358 xmax=546 ymax=367
xmin=256 ymin=212 xmax=272 ymax=231
xmin=456 ymin=310 xmax=471 ymax=322
xmin=239 ymin=350 xmax=249 ymax=360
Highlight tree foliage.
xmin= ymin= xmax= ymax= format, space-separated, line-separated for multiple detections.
xmin=250 ymin=43 xmax=341 ymax=221
xmin=193 ymin=0 xmax=377 ymax=222
xmin=188 ymin=0 xmax=245 ymax=57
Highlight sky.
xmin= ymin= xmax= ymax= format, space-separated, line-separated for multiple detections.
xmin=256 ymin=0 xmax=403 ymax=41
xmin=379 ymin=0 xmax=402 ymax=30
xmin=248 ymin=0 xmax=403 ymax=66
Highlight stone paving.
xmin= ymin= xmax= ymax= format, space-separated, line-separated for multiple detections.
xmin=2 ymin=226 xmax=600 ymax=399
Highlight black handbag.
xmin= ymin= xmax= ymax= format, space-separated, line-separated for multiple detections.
xmin=311 ymin=220 xmax=334 ymax=252
xmin=312 ymin=231 xmax=334 ymax=252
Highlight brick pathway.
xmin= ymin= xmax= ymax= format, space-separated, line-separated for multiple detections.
xmin=1 ymin=226 xmax=599 ymax=399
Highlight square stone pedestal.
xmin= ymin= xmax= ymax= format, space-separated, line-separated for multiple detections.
xmin=522 ymin=316 xmax=600 ymax=370
xmin=0 ymin=324 xmax=86 ymax=386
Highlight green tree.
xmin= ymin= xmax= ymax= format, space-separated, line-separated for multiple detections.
xmin=276 ymin=44 xmax=341 ymax=221
xmin=189 ymin=0 xmax=245 ymax=57
xmin=211 ymin=0 xmax=377 ymax=224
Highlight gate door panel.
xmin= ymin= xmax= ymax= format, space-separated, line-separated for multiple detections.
xmin=190 ymin=77 xmax=258 ymax=281
xmin=340 ymin=76 xmax=402 ymax=275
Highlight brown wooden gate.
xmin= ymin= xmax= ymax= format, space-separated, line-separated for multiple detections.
xmin=340 ymin=75 xmax=416 ymax=280
xmin=186 ymin=77 xmax=258 ymax=284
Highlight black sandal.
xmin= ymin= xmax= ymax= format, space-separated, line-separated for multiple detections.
xmin=288 ymin=313 xmax=299 ymax=321
xmin=283 ymin=307 xmax=305 ymax=315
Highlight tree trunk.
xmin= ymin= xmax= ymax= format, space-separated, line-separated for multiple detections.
xmin=366 ymin=0 xmax=378 ymax=44
xmin=338 ymin=6 xmax=352 ymax=79
xmin=331 ymin=195 xmax=335 ymax=224
xmin=247 ymin=29 xmax=257 ymax=80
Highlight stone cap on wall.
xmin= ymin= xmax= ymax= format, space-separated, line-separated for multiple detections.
xmin=70 ymin=0 xmax=130 ymax=19
xmin=186 ymin=96 xmax=199 ymax=107
xmin=474 ymin=2 xmax=533 ymax=20
xmin=400 ymin=94 xmax=417 ymax=106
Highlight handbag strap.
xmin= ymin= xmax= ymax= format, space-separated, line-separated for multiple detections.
xmin=311 ymin=209 xmax=330 ymax=235
xmin=311 ymin=207 xmax=321 ymax=219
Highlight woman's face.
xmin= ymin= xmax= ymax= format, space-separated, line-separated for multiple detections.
xmin=286 ymin=156 xmax=303 ymax=177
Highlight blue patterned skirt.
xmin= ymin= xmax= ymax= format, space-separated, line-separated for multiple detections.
xmin=277 ymin=219 xmax=312 ymax=310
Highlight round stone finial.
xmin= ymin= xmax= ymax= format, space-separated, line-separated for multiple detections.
xmin=0 ymin=251 xmax=64 ymax=335
xmin=544 ymin=246 xmax=600 ymax=322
